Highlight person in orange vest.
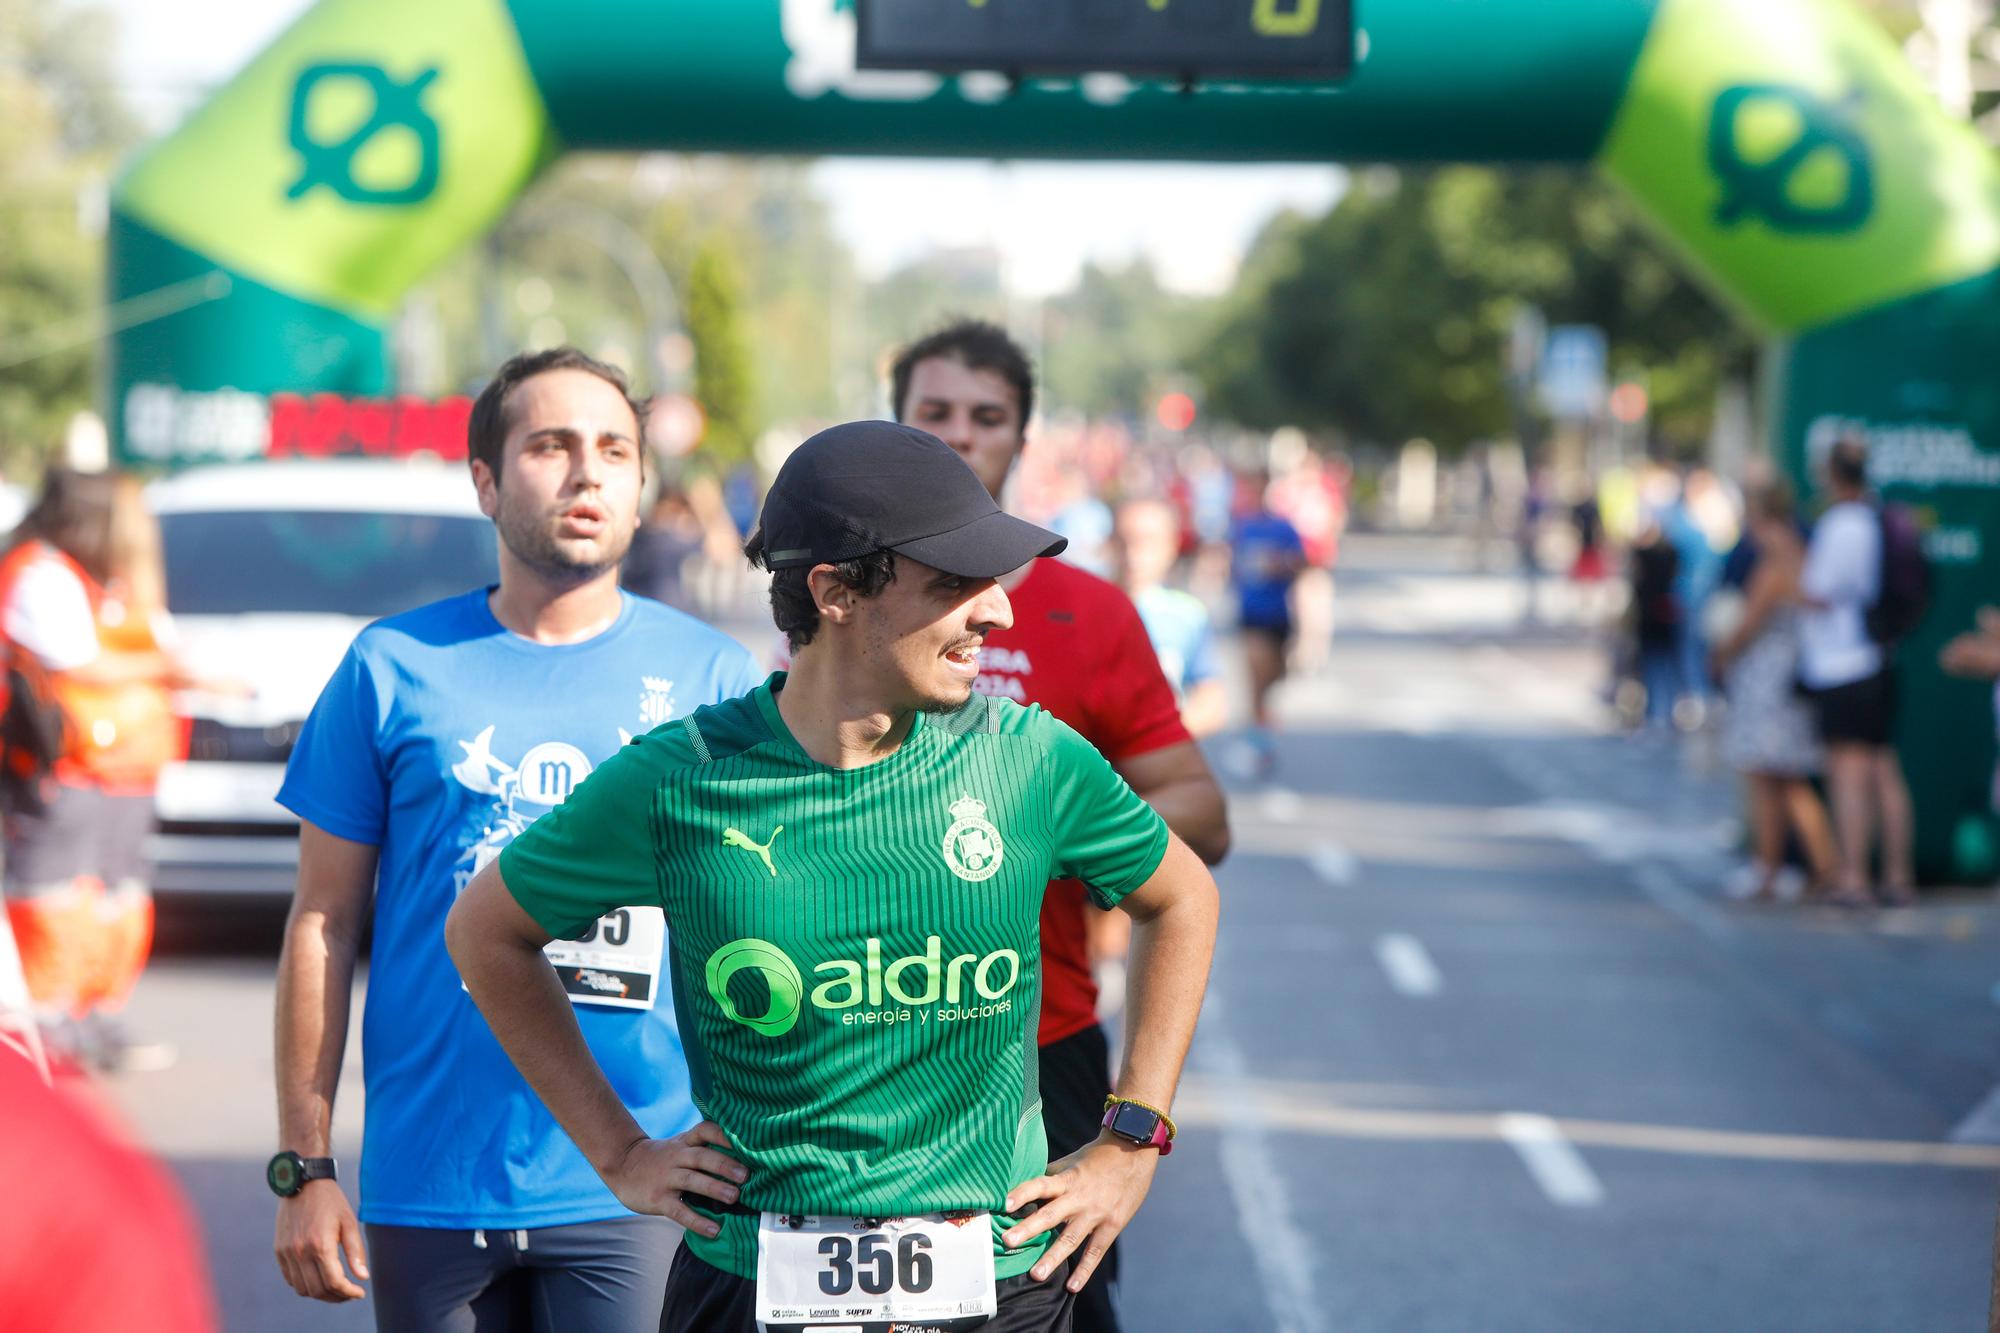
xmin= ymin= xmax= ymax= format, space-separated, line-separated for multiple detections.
xmin=0 ymin=470 xmax=212 ymax=1070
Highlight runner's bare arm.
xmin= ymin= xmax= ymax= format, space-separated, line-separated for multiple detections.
xmin=1004 ymin=833 xmax=1219 ymax=1290
xmin=445 ymin=859 xmax=749 ymax=1236
xmin=1114 ymin=741 xmax=1231 ymax=865
xmin=273 ymin=821 xmax=376 ymax=1303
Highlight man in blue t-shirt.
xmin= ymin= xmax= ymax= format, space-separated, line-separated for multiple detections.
xmin=270 ymin=348 xmax=760 ymax=1331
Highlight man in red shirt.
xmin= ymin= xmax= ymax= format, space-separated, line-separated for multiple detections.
xmin=890 ymin=320 xmax=1231 ymax=1333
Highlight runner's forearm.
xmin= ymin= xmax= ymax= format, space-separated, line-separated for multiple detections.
xmin=1114 ymin=842 xmax=1219 ymax=1117
xmin=444 ymin=865 xmax=650 ymax=1177
xmin=274 ymin=906 xmax=360 ymax=1156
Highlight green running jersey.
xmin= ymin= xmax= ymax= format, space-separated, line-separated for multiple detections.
xmin=499 ymin=674 xmax=1170 ymax=1279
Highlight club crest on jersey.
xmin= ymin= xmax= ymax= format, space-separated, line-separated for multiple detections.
xmin=941 ymin=794 xmax=1004 ymax=883
xmin=639 ymin=676 xmax=677 ymax=727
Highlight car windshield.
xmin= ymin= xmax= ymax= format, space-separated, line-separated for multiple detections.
xmin=161 ymin=509 xmax=499 ymax=617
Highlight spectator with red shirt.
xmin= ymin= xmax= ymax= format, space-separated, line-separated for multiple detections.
xmin=888 ymin=320 xmax=1230 ymax=1333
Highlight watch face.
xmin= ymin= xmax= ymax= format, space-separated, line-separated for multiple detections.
xmin=268 ymin=1153 xmax=302 ymax=1196
xmin=1109 ymin=1102 xmax=1158 ymax=1142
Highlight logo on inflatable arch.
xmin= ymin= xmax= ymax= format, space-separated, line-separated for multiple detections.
xmin=1707 ymin=84 xmax=1874 ymax=235
xmin=287 ymin=62 xmax=442 ymax=206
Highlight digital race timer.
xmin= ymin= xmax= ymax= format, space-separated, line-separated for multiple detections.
xmin=854 ymin=0 xmax=1353 ymax=81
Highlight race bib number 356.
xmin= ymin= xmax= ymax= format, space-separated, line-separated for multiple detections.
xmin=755 ymin=1211 xmax=996 ymax=1332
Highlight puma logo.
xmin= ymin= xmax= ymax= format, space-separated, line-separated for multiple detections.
xmin=722 ymin=825 xmax=782 ymax=877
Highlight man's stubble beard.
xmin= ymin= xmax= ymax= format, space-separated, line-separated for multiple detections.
xmin=493 ymin=490 xmax=635 ymax=586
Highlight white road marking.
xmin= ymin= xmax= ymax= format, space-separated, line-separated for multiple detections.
xmin=1498 ymin=1113 xmax=1605 ymax=1207
xmin=1950 ymin=1083 xmax=2000 ymax=1144
xmin=1308 ymin=842 xmax=1359 ymax=886
xmin=1173 ymin=1079 xmax=2000 ymax=1170
xmin=1197 ymin=996 xmax=1328 ymax=1333
xmin=1374 ymin=934 xmax=1442 ymax=997
xmin=1261 ymin=786 xmax=1304 ymax=823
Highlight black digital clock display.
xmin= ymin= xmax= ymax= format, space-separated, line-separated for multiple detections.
xmin=854 ymin=0 xmax=1353 ymax=81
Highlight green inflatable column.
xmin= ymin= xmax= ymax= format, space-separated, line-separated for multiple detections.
xmin=1596 ymin=0 xmax=2000 ymax=880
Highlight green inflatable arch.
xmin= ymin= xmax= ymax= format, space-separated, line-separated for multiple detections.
xmin=108 ymin=0 xmax=2000 ymax=879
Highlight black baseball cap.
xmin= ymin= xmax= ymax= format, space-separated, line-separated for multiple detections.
xmin=755 ymin=421 xmax=1067 ymax=579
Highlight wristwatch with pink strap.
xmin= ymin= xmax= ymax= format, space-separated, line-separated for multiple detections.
xmin=1100 ymin=1095 xmax=1177 ymax=1156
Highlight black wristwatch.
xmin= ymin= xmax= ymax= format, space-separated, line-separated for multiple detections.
xmin=267 ymin=1150 xmax=338 ymax=1198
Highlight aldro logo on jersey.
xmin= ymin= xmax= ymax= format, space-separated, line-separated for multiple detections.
xmin=941 ymin=794 xmax=1004 ymax=882
xmin=706 ymin=936 xmax=1022 ymax=1037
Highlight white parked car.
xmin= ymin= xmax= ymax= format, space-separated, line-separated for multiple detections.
xmin=148 ymin=461 xmax=497 ymax=897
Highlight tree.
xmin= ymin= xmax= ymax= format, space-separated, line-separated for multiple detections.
xmin=1041 ymin=259 xmax=1196 ymax=420
xmin=683 ymin=238 xmax=756 ymax=465
xmin=0 ymin=0 xmax=138 ymax=469
xmin=1194 ymin=167 xmax=1754 ymax=454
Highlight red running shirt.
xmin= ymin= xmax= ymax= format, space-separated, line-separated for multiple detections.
xmin=976 ymin=559 xmax=1190 ymax=1045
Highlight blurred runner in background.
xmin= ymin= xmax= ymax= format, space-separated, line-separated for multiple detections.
xmin=1228 ymin=472 xmax=1306 ymax=780
xmin=891 ymin=319 xmax=1229 ymax=1333
xmin=1267 ymin=440 xmax=1347 ymax=674
xmin=1111 ymin=498 xmax=1227 ymax=740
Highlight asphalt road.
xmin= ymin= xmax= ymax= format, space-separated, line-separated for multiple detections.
xmin=96 ymin=534 xmax=2000 ymax=1332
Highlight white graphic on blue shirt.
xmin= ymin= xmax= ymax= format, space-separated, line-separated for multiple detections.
xmin=449 ymin=727 xmax=597 ymax=892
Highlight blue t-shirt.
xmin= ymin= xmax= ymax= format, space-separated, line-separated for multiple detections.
xmin=1133 ymin=586 xmax=1219 ymax=697
xmin=278 ymin=588 xmax=761 ymax=1229
xmin=1231 ymin=513 xmax=1305 ymax=629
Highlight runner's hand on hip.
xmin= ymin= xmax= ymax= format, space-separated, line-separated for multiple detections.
xmin=1001 ymin=1137 xmax=1161 ymax=1292
xmin=274 ymin=1178 xmax=369 ymax=1302
xmin=603 ymin=1119 xmax=749 ymax=1238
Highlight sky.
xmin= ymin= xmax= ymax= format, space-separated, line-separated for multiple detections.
xmin=102 ymin=0 xmax=1343 ymax=297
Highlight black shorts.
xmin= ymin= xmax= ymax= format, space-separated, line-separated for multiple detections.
xmin=1809 ymin=668 xmax=1897 ymax=747
xmin=658 ymin=1240 xmax=1076 ymax=1333
xmin=1240 ymin=618 xmax=1294 ymax=647
xmin=1037 ymin=1024 xmax=1120 ymax=1332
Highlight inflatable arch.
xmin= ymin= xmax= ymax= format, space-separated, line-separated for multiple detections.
xmin=108 ymin=0 xmax=2000 ymax=877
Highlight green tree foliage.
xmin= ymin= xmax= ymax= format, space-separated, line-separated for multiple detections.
xmin=0 ymin=0 xmax=137 ymax=467
xmin=683 ymin=239 xmax=756 ymax=464
xmin=1042 ymin=259 xmax=1196 ymax=420
xmin=1196 ymin=167 xmax=1754 ymax=454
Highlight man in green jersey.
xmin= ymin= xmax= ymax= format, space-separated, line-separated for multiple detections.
xmin=447 ymin=421 xmax=1220 ymax=1332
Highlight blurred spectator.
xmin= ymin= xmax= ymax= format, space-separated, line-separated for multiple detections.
xmin=1662 ymin=469 xmax=1729 ymax=712
xmin=1567 ymin=476 xmax=1614 ymax=627
xmin=622 ymin=485 xmax=706 ymax=611
xmin=0 ymin=1053 xmax=218 ymax=1332
xmin=1112 ymin=498 xmax=1228 ymax=739
xmin=1518 ymin=464 xmax=1550 ymax=624
xmin=1628 ymin=520 xmax=1683 ymax=732
xmin=1941 ymin=605 xmax=2000 ymax=814
xmin=1710 ymin=486 xmax=1836 ymax=901
xmin=0 ymin=470 xmax=195 ymax=1067
xmin=1230 ymin=473 xmax=1307 ymax=777
xmin=1799 ymin=437 xmax=1914 ymax=907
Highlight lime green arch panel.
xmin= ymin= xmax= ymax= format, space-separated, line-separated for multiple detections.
xmin=116 ymin=0 xmax=550 ymax=319
xmin=1599 ymin=0 xmax=2000 ymax=335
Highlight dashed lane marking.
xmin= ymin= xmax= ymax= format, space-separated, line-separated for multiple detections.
xmin=1195 ymin=996 xmax=1328 ymax=1333
xmin=1374 ymin=934 xmax=1442 ymax=997
xmin=1498 ymin=1113 xmax=1606 ymax=1207
xmin=1308 ymin=842 xmax=1360 ymax=886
